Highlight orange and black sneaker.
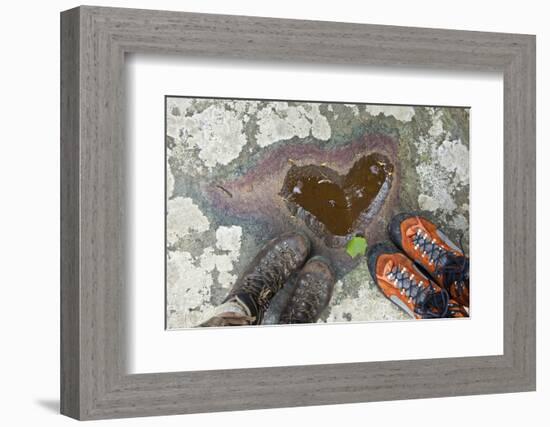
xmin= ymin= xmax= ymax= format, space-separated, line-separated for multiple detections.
xmin=367 ymin=242 xmax=468 ymax=319
xmin=388 ymin=213 xmax=470 ymax=308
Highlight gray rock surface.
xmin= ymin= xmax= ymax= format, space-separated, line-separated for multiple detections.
xmin=165 ymin=98 xmax=470 ymax=329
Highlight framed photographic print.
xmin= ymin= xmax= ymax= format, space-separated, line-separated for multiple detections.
xmin=61 ymin=6 xmax=536 ymax=420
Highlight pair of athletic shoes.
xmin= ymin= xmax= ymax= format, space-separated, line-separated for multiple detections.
xmin=368 ymin=213 xmax=470 ymax=319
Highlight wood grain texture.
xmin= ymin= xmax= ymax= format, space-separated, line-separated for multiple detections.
xmin=60 ymin=7 xmax=80 ymax=419
xmin=60 ymin=5 xmax=536 ymax=420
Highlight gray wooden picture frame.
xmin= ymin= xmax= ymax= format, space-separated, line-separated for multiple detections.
xmin=60 ymin=5 xmax=536 ymax=420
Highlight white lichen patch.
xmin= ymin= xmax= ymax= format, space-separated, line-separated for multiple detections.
xmin=450 ymin=213 xmax=468 ymax=233
xmin=214 ymin=226 xmax=242 ymax=287
xmin=309 ymin=104 xmax=332 ymax=140
xmin=198 ymin=246 xmax=217 ymax=272
xmin=344 ymin=104 xmax=361 ymax=117
xmin=166 ymin=197 xmax=210 ymax=246
xmin=428 ymin=109 xmax=445 ymax=138
xmin=436 ymin=139 xmax=469 ymax=185
xmin=166 ymin=160 xmax=175 ymax=199
xmin=418 ymin=193 xmax=452 ymax=212
xmin=255 ymin=102 xmax=331 ymax=147
xmin=213 ymin=254 xmax=235 ymax=273
xmin=166 ymin=250 xmax=214 ymax=328
xmin=166 ymin=98 xmax=193 ymax=140
xmin=414 ymin=108 xmax=469 ymax=218
xmin=167 ymin=225 xmax=243 ymax=328
xmin=167 ymin=98 xmax=263 ymax=173
xmin=416 ymin=162 xmax=458 ymax=215
xmin=215 ymin=225 xmax=242 ymax=255
xmin=218 ymin=271 xmax=237 ymax=288
xmin=365 ymin=105 xmax=415 ymax=122
xmin=197 ymin=226 xmax=242 ymax=276
xmin=178 ymin=105 xmax=248 ymax=168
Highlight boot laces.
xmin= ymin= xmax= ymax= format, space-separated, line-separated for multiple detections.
xmin=412 ymin=229 xmax=469 ymax=297
xmin=386 ymin=265 xmax=449 ymax=318
xmin=237 ymin=244 xmax=298 ymax=313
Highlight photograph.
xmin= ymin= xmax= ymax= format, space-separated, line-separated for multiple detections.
xmin=165 ymin=96 xmax=471 ymax=328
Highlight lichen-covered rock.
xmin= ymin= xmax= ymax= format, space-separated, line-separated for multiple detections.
xmin=165 ymin=98 xmax=469 ymax=328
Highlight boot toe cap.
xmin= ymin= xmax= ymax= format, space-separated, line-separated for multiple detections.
xmin=366 ymin=241 xmax=400 ymax=283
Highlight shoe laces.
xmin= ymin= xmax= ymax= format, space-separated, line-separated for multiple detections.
xmin=412 ymin=228 xmax=448 ymax=267
xmin=412 ymin=229 xmax=469 ymax=297
xmin=434 ymin=234 xmax=469 ymax=298
xmin=386 ymin=265 xmax=449 ymax=318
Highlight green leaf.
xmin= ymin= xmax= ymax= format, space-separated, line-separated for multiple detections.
xmin=346 ymin=236 xmax=368 ymax=258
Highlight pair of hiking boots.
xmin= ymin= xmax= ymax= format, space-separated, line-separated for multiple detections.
xmin=201 ymin=232 xmax=336 ymax=326
xmin=368 ymin=213 xmax=470 ymax=319
xmin=201 ymin=213 xmax=469 ymax=327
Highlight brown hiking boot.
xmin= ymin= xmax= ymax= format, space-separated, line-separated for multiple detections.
xmin=367 ymin=242 xmax=468 ymax=319
xmin=279 ymin=256 xmax=336 ymax=324
xmin=388 ymin=213 xmax=470 ymax=308
xmin=202 ymin=232 xmax=311 ymax=326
